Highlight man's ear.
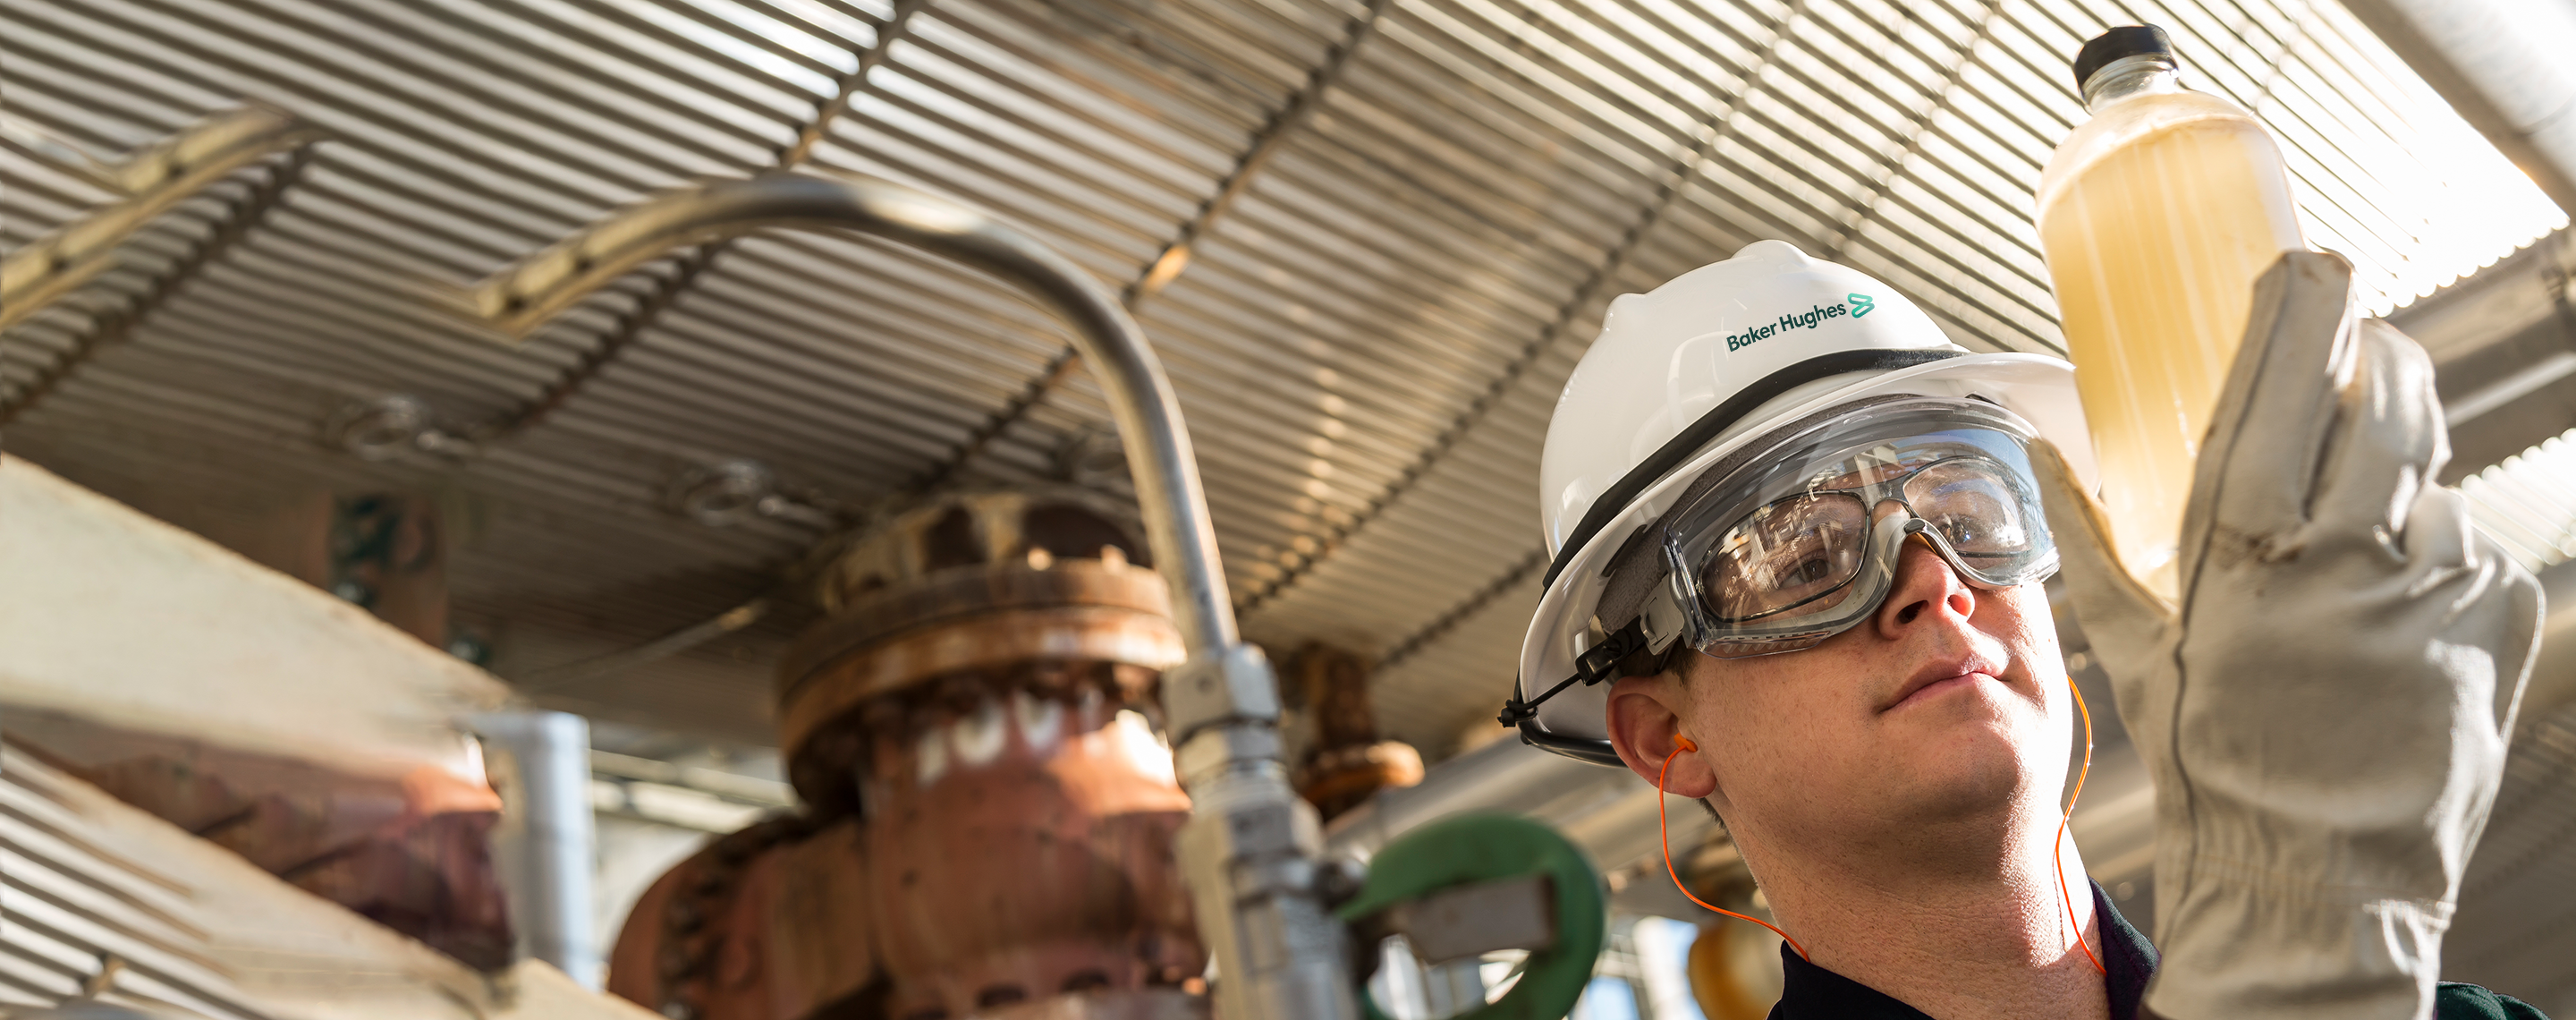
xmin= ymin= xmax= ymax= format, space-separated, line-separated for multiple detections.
xmin=1606 ymin=672 xmax=1715 ymax=797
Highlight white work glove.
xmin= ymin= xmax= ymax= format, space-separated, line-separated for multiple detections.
xmin=2030 ymin=251 xmax=2541 ymax=1020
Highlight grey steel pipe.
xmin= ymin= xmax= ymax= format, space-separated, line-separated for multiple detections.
xmin=0 ymin=104 xmax=323 ymax=331
xmin=451 ymin=171 xmax=1356 ymax=1020
xmin=474 ymin=710 xmax=602 ymax=989
xmin=462 ymin=173 xmax=1238 ymax=658
xmin=2338 ymin=0 xmax=2576 ymax=216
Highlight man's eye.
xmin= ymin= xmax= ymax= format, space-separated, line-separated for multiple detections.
xmin=1759 ymin=551 xmax=1837 ymax=592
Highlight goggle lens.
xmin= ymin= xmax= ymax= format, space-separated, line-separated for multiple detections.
xmin=1907 ymin=457 xmax=2038 ymax=558
xmin=1693 ymin=455 xmax=2041 ymax=625
xmin=1701 ymin=494 xmax=1867 ymax=622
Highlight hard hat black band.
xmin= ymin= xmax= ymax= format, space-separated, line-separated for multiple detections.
xmin=1539 ymin=347 xmax=1961 ymax=591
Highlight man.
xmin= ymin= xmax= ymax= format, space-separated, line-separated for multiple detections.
xmin=1501 ymin=242 xmax=2547 ymax=1017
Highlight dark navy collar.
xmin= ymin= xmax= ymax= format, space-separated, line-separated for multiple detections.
xmin=1768 ymin=881 xmax=2158 ymax=1019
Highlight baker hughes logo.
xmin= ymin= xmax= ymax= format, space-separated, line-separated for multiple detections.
xmin=1724 ymin=293 xmax=1877 ymax=352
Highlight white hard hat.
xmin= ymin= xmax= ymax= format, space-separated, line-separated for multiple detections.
xmin=1514 ymin=240 xmax=2095 ymax=763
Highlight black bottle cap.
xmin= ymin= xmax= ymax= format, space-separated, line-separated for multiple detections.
xmin=2073 ymin=25 xmax=2176 ymax=90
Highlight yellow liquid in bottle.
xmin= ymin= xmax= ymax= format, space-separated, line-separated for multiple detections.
xmin=2038 ymin=98 xmax=2304 ymax=599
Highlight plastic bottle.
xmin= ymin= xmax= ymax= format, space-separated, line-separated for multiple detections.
xmin=2036 ymin=26 xmax=2306 ymax=599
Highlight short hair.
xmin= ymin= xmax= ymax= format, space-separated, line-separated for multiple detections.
xmin=1699 ymin=798 xmax=1728 ymax=833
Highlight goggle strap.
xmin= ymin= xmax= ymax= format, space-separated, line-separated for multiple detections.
xmin=1640 ymin=583 xmax=1686 ymax=655
xmin=1496 ymin=617 xmax=1648 ymax=727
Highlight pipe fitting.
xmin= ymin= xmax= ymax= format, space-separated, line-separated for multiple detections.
xmin=1162 ymin=642 xmax=1284 ymax=742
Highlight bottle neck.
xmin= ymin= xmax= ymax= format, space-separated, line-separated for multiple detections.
xmin=2081 ymin=55 xmax=2182 ymax=113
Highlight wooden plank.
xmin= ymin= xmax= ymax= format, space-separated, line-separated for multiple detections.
xmin=0 ymin=455 xmax=511 ymax=782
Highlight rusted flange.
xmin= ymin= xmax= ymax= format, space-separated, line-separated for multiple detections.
xmin=775 ymin=489 xmax=1184 ymax=816
xmin=778 ymin=559 xmax=1182 ymax=812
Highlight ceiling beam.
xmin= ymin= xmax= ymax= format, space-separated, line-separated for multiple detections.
xmin=902 ymin=0 xmax=1400 ymax=496
xmin=1233 ymin=0 xmax=1818 ymax=616
xmin=2338 ymin=0 xmax=2576 ymax=217
xmin=2386 ymin=228 xmax=2576 ymax=482
xmin=462 ymin=0 xmax=929 ymax=445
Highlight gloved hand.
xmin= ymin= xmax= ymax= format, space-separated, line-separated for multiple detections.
xmin=2029 ymin=251 xmax=2541 ymax=1020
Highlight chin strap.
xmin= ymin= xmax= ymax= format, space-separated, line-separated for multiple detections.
xmin=1498 ymin=618 xmax=1649 ymax=727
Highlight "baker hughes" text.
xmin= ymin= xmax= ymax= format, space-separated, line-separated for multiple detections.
xmin=1725 ymin=293 xmax=1875 ymax=352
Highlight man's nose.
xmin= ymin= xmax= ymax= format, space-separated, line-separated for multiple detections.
xmin=1875 ymin=529 xmax=1978 ymax=634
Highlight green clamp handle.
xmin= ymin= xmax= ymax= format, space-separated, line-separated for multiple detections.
xmin=1335 ymin=813 xmax=1606 ymax=1020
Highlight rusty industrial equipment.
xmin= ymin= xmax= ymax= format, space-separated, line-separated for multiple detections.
xmin=7 ymin=712 xmax=515 ymax=969
xmin=608 ymin=489 xmax=1207 ymax=1019
xmin=1284 ymin=646 xmax=1421 ymax=821
xmin=448 ymin=171 xmax=1360 ymax=1020
xmin=0 ymin=455 xmax=642 ymax=1016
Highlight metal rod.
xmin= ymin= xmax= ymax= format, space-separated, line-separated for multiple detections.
xmin=0 ymin=104 xmax=322 ymax=332
xmin=1 ymin=147 xmax=312 ymax=427
xmin=471 ymin=0 xmax=926 ymax=447
xmin=474 ymin=710 xmax=603 ymax=990
xmin=513 ymin=596 xmax=771 ymax=693
xmin=446 ymin=171 xmax=1351 ymax=1018
xmin=461 ymin=172 xmax=1240 ymax=654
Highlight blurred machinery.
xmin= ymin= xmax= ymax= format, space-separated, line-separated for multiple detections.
xmin=607 ymin=489 xmax=1208 ymax=1019
xmin=0 ymin=739 xmax=623 ymax=1020
xmin=1282 ymin=647 xmax=1422 ymax=822
xmin=6 ymin=711 xmax=516 ymax=969
xmin=453 ymin=174 xmax=1613 ymax=1020
xmin=0 ymin=456 xmax=642 ymax=1017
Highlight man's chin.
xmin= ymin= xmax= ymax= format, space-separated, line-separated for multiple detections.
xmin=1780 ymin=769 xmax=2029 ymax=870
xmin=1872 ymin=724 xmax=2042 ymax=824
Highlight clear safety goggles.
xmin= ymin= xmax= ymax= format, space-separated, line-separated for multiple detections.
xmin=1500 ymin=397 xmax=2060 ymax=732
xmin=1638 ymin=397 xmax=2058 ymax=659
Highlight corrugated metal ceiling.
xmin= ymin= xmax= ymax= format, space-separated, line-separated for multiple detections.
xmin=1 ymin=0 xmax=2563 ymax=768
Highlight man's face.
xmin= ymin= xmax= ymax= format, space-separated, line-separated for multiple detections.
xmin=1607 ymin=532 xmax=2072 ymax=871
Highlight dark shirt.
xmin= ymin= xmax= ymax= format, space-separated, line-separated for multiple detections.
xmin=1767 ymin=881 xmax=2549 ymax=1019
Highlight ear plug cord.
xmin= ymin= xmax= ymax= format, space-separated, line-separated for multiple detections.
xmin=2054 ymin=675 xmax=2106 ymax=975
xmin=1658 ymin=735 xmax=1810 ymax=961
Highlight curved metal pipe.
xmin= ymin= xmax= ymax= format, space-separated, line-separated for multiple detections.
xmin=464 ymin=172 xmax=1237 ymax=657
xmin=450 ymin=171 xmax=1350 ymax=1020
xmin=1 ymin=104 xmax=323 ymax=332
